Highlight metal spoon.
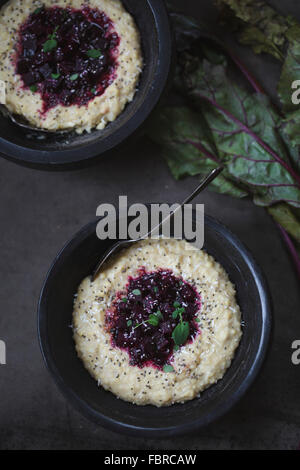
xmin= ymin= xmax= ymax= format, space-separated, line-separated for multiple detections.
xmin=0 ymin=103 xmax=70 ymax=134
xmin=91 ymin=166 xmax=223 ymax=281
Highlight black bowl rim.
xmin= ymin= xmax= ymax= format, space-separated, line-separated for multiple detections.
xmin=0 ymin=0 xmax=172 ymax=168
xmin=37 ymin=214 xmax=273 ymax=438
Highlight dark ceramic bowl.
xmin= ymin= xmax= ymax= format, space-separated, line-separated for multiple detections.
xmin=0 ymin=0 xmax=172 ymax=170
xmin=38 ymin=214 xmax=272 ymax=438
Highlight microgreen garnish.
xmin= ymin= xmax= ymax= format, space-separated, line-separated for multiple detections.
xmin=173 ymin=301 xmax=180 ymax=308
xmin=30 ymin=84 xmax=37 ymax=92
xmin=51 ymin=72 xmax=60 ymax=79
xmin=43 ymin=27 xmax=59 ymax=52
xmin=163 ymin=364 xmax=174 ymax=373
xmin=154 ymin=310 xmax=163 ymax=321
xmin=86 ymin=48 xmax=102 ymax=58
xmin=153 ymin=286 xmax=158 ymax=293
xmin=195 ymin=318 xmax=200 ymax=323
xmin=121 ymin=297 xmax=127 ymax=303
xmin=43 ymin=38 xmax=57 ymax=52
xmin=70 ymin=73 xmax=79 ymax=81
xmin=172 ymin=321 xmax=190 ymax=346
xmin=91 ymin=87 xmax=97 ymax=94
xmin=132 ymin=289 xmax=141 ymax=296
xmin=148 ymin=314 xmax=159 ymax=326
xmin=174 ymin=345 xmax=179 ymax=352
xmin=172 ymin=306 xmax=185 ymax=320
xmin=33 ymin=6 xmax=43 ymax=14
xmin=127 ymin=320 xmax=132 ymax=327
xmin=172 ymin=306 xmax=189 ymax=346
xmin=134 ymin=310 xmax=163 ymax=329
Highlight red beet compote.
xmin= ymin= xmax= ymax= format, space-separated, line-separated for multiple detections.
xmin=16 ymin=5 xmax=120 ymax=112
xmin=106 ymin=268 xmax=201 ymax=370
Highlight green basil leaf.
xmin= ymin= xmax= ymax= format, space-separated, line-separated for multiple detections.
xmin=154 ymin=310 xmax=163 ymax=320
xmin=172 ymin=310 xmax=179 ymax=319
xmin=163 ymin=364 xmax=174 ymax=373
xmin=172 ymin=321 xmax=190 ymax=346
xmin=148 ymin=314 xmax=159 ymax=326
xmin=87 ymin=49 xmax=102 ymax=58
xmin=43 ymin=38 xmax=57 ymax=52
xmin=172 ymin=306 xmax=185 ymax=319
xmin=70 ymin=73 xmax=79 ymax=81
xmin=132 ymin=289 xmax=141 ymax=296
xmin=33 ymin=7 xmax=43 ymax=14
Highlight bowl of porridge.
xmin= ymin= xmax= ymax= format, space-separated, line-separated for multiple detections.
xmin=0 ymin=0 xmax=172 ymax=168
xmin=38 ymin=213 xmax=272 ymax=437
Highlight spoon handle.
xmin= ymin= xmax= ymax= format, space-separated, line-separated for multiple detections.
xmin=182 ymin=167 xmax=223 ymax=205
xmin=146 ymin=167 xmax=223 ymax=238
xmin=92 ymin=167 xmax=223 ymax=280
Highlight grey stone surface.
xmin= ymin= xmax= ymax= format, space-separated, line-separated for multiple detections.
xmin=0 ymin=0 xmax=300 ymax=450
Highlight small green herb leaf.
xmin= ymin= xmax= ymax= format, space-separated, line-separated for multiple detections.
xmin=172 ymin=306 xmax=185 ymax=319
xmin=172 ymin=310 xmax=179 ymax=319
xmin=127 ymin=320 xmax=132 ymax=327
xmin=33 ymin=7 xmax=43 ymax=14
xmin=30 ymin=85 xmax=37 ymax=92
xmin=87 ymin=49 xmax=102 ymax=58
xmin=172 ymin=321 xmax=189 ymax=346
xmin=121 ymin=297 xmax=127 ymax=303
xmin=154 ymin=310 xmax=163 ymax=321
xmin=173 ymin=301 xmax=180 ymax=308
xmin=163 ymin=364 xmax=174 ymax=373
xmin=51 ymin=72 xmax=60 ymax=79
xmin=174 ymin=345 xmax=179 ymax=352
xmin=153 ymin=286 xmax=158 ymax=293
xmin=43 ymin=38 xmax=57 ymax=52
xmin=195 ymin=318 xmax=200 ymax=323
xmin=132 ymin=289 xmax=141 ymax=296
xmin=148 ymin=314 xmax=159 ymax=326
xmin=70 ymin=73 xmax=79 ymax=81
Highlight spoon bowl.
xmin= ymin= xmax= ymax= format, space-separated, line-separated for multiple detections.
xmin=0 ymin=104 xmax=69 ymax=134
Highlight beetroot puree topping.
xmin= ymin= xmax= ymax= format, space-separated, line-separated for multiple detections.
xmin=16 ymin=5 xmax=120 ymax=112
xmin=106 ymin=268 xmax=201 ymax=369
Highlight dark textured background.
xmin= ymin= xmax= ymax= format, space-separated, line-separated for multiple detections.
xmin=0 ymin=0 xmax=300 ymax=450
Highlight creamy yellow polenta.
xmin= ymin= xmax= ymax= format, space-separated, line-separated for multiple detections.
xmin=0 ymin=0 xmax=142 ymax=133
